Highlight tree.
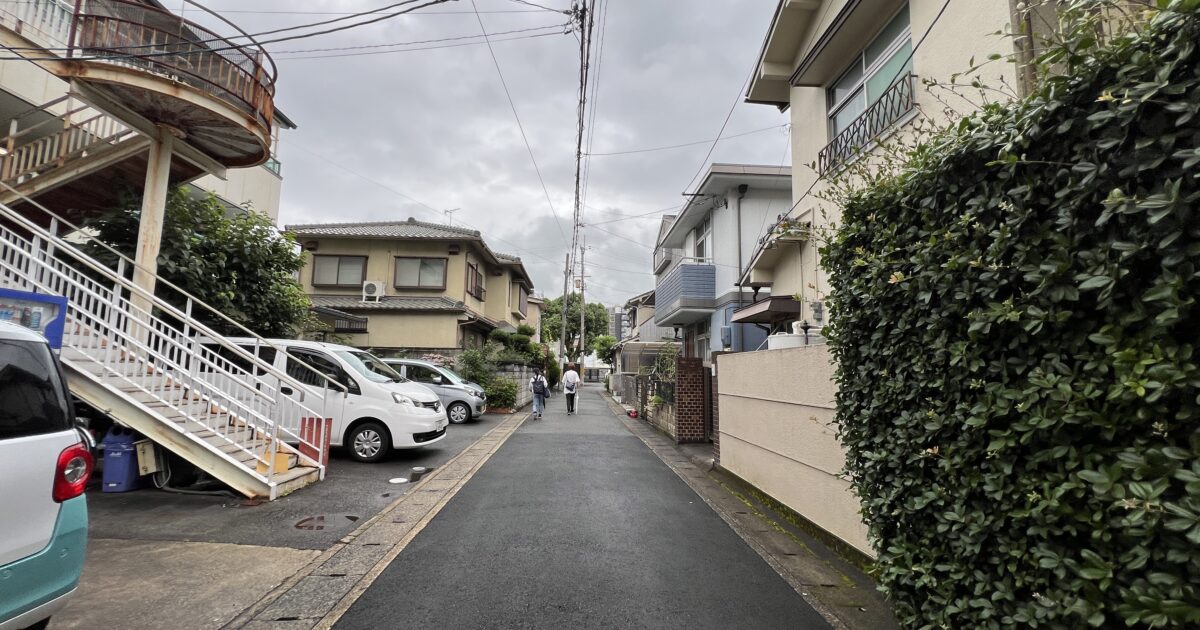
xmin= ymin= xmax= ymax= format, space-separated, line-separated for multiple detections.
xmin=591 ymin=334 xmax=618 ymax=368
xmin=84 ymin=187 xmax=312 ymax=337
xmin=539 ymin=293 xmax=609 ymax=362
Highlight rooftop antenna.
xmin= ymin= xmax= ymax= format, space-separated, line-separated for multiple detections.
xmin=443 ymin=208 xmax=460 ymax=227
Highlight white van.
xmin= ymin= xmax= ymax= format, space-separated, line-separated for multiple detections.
xmin=213 ymin=339 xmax=448 ymax=462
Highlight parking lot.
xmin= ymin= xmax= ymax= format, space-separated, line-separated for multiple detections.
xmin=50 ymin=411 xmax=517 ymax=629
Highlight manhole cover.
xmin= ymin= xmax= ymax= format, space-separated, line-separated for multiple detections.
xmin=294 ymin=516 xmax=325 ymax=531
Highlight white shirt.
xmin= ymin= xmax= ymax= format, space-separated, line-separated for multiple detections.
xmin=529 ymin=375 xmax=548 ymax=392
xmin=562 ymin=370 xmax=581 ymax=393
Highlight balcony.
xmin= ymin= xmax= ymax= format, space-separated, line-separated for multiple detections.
xmin=50 ymin=0 xmax=276 ymax=167
xmin=818 ymin=73 xmax=916 ymax=176
xmin=654 ymin=262 xmax=715 ymax=327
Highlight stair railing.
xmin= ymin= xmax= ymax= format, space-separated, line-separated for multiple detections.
xmin=1 ymin=97 xmax=138 ymax=183
xmin=0 ymin=191 xmax=342 ymax=484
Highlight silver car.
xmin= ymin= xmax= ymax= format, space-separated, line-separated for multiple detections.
xmin=383 ymin=359 xmax=487 ymax=424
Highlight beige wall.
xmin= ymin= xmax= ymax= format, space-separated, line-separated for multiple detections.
xmin=527 ymin=302 xmax=542 ymax=341
xmin=337 ymin=312 xmax=461 ymax=350
xmin=299 ymin=238 xmax=470 ymax=302
xmin=757 ymin=0 xmax=1018 ymax=320
xmin=193 ymin=166 xmax=283 ymax=221
xmin=717 ymin=345 xmax=871 ymax=556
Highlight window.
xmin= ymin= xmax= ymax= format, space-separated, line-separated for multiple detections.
xmin=467 ymin=262 xmax=486 ymax=301
xmin=406 ymin=365 xmax=443 ymax=384
xmin=693 ymin=216 xmax=712 ymax=262
xmin=827 ymin=6 xmax=912 ymax=137
xmin=518 ymin=286 xmax=529 ymax=316
xmin=285 ymin=349 xmax=358 ymax=395
xmin=0 ymin=339 xmax=71 ymax=439
xmin=312 ymin=255 xmax=366 ymax=287
xmin=394 ymin=257 xmax=447 ymax=289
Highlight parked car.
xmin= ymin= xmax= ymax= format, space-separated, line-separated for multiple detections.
xmin=383 ymin=358 xmax=487 ymax=424
xmin=207 ymin=339 xmax=448 ymax=463
xmin=0 ymin=321 xmax=92 ymax=630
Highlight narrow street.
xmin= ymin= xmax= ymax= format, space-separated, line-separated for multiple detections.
xmin=332 ymin=388 xmax=829 ymax=629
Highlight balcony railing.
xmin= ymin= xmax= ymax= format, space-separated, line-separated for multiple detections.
xmin=654 ymin=262 xmax=715 ymax=326
xmin=0 ymin=0 xmax=74 ymax=48
xmin=68 ymin=0 xmax=277 ymax=129
xmin=653 ymin=246 xmax=675 ymax=274
xmin=818 ymin=73 xmax=916 ymax=176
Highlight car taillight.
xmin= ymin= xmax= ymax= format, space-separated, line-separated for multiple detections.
xmin=53 ymin=443 xmax=93 ymax=503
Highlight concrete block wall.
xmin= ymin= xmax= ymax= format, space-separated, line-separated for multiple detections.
xmin=495 ymin=364 xmax=536 ymax=409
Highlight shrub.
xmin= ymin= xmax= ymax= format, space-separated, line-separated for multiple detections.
xmin=488 ymin=329 xmax=511 ymax=345
xmin=485 ymin=377 xmax=518 ymax=409
xmin=822 ymin=6 xmax=1200 ymax=628
xmin=545 ymin=353 xmax=561 ymax=387
xmin=516 ymin=324 xmax=536 ymax=337
xmin=456 ymin=347 xmax=495 ymax=387
xmin=510 ymin=333 xmax=531 ymax=347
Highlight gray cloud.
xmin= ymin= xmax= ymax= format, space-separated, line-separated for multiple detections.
xmin=198 ymin=0 xmax=789 ymax=305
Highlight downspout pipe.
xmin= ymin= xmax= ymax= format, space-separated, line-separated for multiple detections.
xmin=735 ymin=184 xmax=749 ymax=352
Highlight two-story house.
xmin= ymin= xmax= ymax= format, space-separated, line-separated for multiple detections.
xmin=713 ymin=0 xmax=1040 ymax=557
xmin=653 ymin=163 xmax=791 ymax=363
xmin=288 ymin=218 xmax=535 ymax=355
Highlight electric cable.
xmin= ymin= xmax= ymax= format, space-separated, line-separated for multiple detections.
xmin=469 ymin=0 xmax=570 ymax=243
xmin=586 ymin=124 xmax=788 ymax=157
xmin=275 ymin=31 xmax=566 ymax=61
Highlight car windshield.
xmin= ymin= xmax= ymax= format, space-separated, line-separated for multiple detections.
xmin=437 ymin=367 xmax=466 ymax=384
xmin=337 ymin=350 xmax=407 ymax=384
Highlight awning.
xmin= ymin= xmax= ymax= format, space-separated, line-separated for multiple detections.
xmin=310 ymin=305 xmax=367 ymax=323
xmin=730 ymin=296 xmax=801 ymax=324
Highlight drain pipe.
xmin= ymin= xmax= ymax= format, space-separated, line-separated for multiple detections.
xmin=735 ymin=184 xmax=749 ymax=352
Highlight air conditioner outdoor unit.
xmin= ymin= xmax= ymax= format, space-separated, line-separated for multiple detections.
xmin=362 ymin=280 xmax=384 ymax=302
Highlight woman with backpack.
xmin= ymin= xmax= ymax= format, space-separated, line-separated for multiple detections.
xmin=529 ymin=368 xmax=550 ymax=419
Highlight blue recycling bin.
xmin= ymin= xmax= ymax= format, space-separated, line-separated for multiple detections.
xmin=101 ymin=428 xmax=142 ymax=493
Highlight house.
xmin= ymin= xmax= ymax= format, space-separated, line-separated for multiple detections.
xmin=609 ymin=288 xmax=679 ymax=406
xmin=0 ymin=0 xmax=324 ymax=497
xmin=527 ymin=295 xmax=545 ymax=343
xmin=287 ymin=218 xmax=535 ymax=355
xmin=653 ymin=164 xmax=790 ymax=363
xmin=716 ymin=0 xmax=1039 ymax=557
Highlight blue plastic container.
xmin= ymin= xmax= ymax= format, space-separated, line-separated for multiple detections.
xmin=101 ymin=428 xmax=141 ymax=493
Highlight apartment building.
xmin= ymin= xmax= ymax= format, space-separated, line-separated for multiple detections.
xmin=288 ymin=218 xmax=535 ymax=354
xmin=653 ymin=163 xmax=790 ymax=362
xmin=0 ymin=0 xmax=326 ymax=498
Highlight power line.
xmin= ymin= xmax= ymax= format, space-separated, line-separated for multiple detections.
xmin=577 ymin=0 xmax=608 ymax=227
xmin=468 ymin=0 xmax=570 ymax=244
xmin=274 ymin=30 xmax=566 ymax=60
xmin=585 ymin=203 xmax=683 ymax=225
xmin=680 ymin=64 xmax=757 ymax=195
xmin=508 ymin=0 xmax=570 ymax=13
xmin=586 ymin=124 xmax=788 ymax=157
xmin=268 ymin=23 xmax=569 ymax=56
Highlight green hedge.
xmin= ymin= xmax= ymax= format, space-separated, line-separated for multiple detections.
xmin=822 ymin=6 xmax=1200 ymax=629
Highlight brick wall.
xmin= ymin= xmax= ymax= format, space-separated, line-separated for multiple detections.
xmin=675 ymin=357 xmax=706 ymax=443
xmin=711 ymin=364 xmax=720 ymax=462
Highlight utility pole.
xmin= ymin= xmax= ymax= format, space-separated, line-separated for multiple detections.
xmin=578 ymin=234 xmax=587 ymax=359
xmin=559 ymin=252 xmax=569 ymax=372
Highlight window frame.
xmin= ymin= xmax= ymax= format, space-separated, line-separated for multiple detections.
xmin=466 ymin=262 xmax=486 ymax=301
xmin=311 ymin=255 xmax=367 ymax=288
xmin=693 ymin=216 xmax=712 ymax=263
xmin=826 ymin=5 xmax=913 ymax=138
xmin=393 ymin=256 xmax=448 ymax=290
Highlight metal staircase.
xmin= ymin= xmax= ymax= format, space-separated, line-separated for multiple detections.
xmin=0 ymin=95 xmax=149 ymax=205
xmin=0 ymin=198 xmax=340 ymax=499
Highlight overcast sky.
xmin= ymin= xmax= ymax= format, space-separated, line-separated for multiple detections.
xmin=194 ymin=0 xmax=791 ymax=305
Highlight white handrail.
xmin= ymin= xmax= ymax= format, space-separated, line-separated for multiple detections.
xmin=0 ymin=205 xmax=333 ymax=481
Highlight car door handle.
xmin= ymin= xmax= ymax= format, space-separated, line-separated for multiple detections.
xmin=281 ymin=386 xmax=293 ymax=395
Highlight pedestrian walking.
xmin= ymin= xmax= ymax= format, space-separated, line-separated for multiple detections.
xmin=529 ymin=368 xmax=550 ymax=419
xmin=562 ymin=363 xmax=581 ymax=415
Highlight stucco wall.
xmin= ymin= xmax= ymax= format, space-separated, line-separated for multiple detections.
xmin=336 ymin=312 xmax=461 ymax=350
xmin=194 ymin=166 xmax=283 ymax=221
xmin=717 ymin=345 xmax=872 ymax=556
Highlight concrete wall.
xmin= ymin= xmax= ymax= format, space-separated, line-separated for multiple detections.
xmin=494 ymin=363 xmax=536 ymax=409
xmin=335 ymin=312 xmax=462 ymax=351
xmin=193 ymin=166 xmax=284 ymax=221
xmin=717 ymin=345 xmax=872 ymax=557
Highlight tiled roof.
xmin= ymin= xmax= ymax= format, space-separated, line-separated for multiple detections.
xmin=309 ymin=295 xmax=465 ymax=312
xmin=286 ymin=218 xmax=480 ymax=240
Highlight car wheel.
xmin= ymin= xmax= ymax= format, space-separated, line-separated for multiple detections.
xmin=447 ymin=401 xmax=471 ymax=424
xmin=348 ymin=422 xmax=390 ymax=463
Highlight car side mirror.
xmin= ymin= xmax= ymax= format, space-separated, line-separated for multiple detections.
xmin=432 ymin=375 xmax=443 ymax=384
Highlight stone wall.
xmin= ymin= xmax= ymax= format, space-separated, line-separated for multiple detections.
xmin=494 ymin=363 xmax=536 ymax=409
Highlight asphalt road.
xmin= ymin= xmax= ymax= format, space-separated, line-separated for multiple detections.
xmin=334 ymin=389 xmax=830 ymax=629
xmin=86 ymin=412 xmax=505 ymax=550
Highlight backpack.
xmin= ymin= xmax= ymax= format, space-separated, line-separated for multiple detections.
xmin=533 ymin=377 xmax=548 ymax=397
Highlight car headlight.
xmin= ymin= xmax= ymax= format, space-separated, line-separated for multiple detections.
xmin=392 ymin=392 xmax=415 ymax=406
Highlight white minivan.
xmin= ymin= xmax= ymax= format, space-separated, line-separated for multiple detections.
xmin=214 ymin=339 xmax=448 ymax=462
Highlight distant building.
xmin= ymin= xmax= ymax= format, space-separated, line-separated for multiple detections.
xmin=607 ymin=305 xmax=629 ymax=339
xmin=288 ymin=218 xmax=535 ymax=354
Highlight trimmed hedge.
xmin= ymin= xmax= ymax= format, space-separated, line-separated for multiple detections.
xmin=823 ymin=5 xmax=1200 ymax=629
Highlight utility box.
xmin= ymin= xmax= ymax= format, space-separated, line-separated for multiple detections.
xmin=135 ymin=440 xmax=161 ymax=476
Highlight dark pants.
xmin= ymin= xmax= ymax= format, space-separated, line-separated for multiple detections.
xmin=566 ymin=392 xmax=576 ymax=413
